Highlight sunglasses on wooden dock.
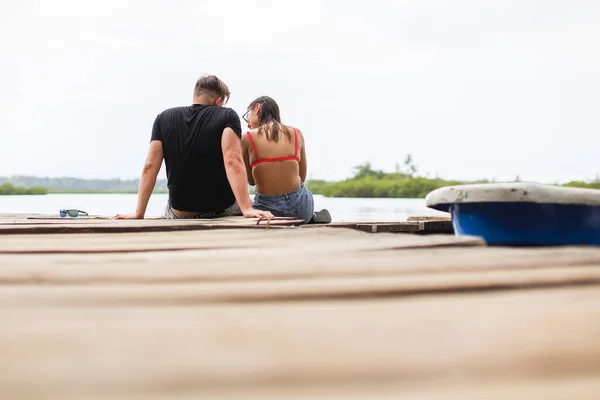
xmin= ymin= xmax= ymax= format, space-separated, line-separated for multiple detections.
xmin=59 ymin=209 xmax=89 ymax=218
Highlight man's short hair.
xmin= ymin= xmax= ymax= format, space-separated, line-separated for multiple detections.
xmin=194 ymin=74 xmax=230 ymax=104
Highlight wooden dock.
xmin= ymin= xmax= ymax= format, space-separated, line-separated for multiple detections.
xmin=1 ymin=213 xmax=600 ymax=399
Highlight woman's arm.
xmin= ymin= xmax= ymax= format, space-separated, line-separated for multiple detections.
xmin=240 ymin=134 xmax=256 ymax=186
xmin=298 ymin=130 xmax=307 ymax=183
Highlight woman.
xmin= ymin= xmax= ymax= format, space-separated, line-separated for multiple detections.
xmin=241 ymin=96 xmax=330 ymax=224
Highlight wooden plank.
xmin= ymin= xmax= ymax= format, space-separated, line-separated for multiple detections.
xmin=0 ymin=229 xmax=313 ymax=253
xmin=0 ymin=213 xmax=262 ymax=222
xmin=308 ymin=220 xmax=453 ymax=234
xmin=355 ymin=222 xmax=421 ymax=233
xmin=0 ymin=219 xmax=455 ymax=235
xmin=0 ymin=229 xmax=484 ymax=254
xmin=1 ymin=266 xmax=599 ymax=306
xmin=418 ymin=220 xmax=454 ymax=233
xmin=1 ymin=287 xmax=599 ymax=399
xmin=408 ymin=215 xmax=452 ymax=221
xmin=0 ymin=213 xmax=454 ymax=234
xmin=3 ymin=378 xmax=592 ymax=400
xmin=353 ymin=221 xmax=453 ymax=234
xmin=0 ymin=217 xmax=304 ymax=234
xmin=0 ymin=213 xmax=47 ymax=220
xmin=0 ymin=218 xmax=111 ymax=224
xmin=1 ymin=246 xmax=599 ymax=284
xmin=20 ymin=216 xmax=298 ymax=224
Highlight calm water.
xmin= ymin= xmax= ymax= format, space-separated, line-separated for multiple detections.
xmin=0 ymin=194 xmax=448 ymax=222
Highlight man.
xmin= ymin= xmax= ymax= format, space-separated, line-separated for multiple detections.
xmin=113 ymin=74 xmax=273 ymax=220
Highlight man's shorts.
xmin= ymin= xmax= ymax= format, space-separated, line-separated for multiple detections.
xmin=163 ymin=202 xmax=242 ymax=219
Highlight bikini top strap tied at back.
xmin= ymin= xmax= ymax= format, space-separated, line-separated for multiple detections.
xmin=247 ymin=128 xmax=300 ymax=169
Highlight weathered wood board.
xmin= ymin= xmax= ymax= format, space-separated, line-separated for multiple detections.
xmin=0 ymin=228 xmax=483 ymax=254
xmin=1 ymin=212 xmax=598 ymax=399
xmin=0 ymin=214 xmax=455 ymax=234
xmin=1 ymin=287 xmax=599 ymax=399
xmin=1 ymin=266 xmax=599 ymax=306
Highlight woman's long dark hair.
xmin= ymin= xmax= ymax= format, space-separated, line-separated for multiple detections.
xmin=247 ymin=96 xmax=292 ymax=143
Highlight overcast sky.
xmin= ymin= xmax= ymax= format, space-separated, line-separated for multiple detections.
xmin=1 ymin=0 xmax=599 ymax=183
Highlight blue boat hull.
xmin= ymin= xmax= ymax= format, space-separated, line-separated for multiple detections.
xmin=439 ymin=202 xmax=600 ymax=246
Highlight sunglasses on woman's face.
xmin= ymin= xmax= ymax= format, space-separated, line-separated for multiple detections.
xmin=60 ymin=209 xmax=89 ymax=218
xmin=242 ymin=109 xmax=251 ymax=123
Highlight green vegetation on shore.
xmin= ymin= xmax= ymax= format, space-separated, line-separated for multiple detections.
xmin=0 ymin=183 xmax=48 ymax=195
xmin=305 ymin=156 xmax=600 ymax=198
xmin=305 ymin=164 xmax=466 ymax=198
xmin=306 ymin=155 xmax=473 ymax=197
xmin=0 ymin=176 xmax=168 ymax=195
xmin=46 ymin=189 xmax=168 ymax=194
xmin=0 ymin=176 xmax=168 ymax=193
xmin=561 ymin=180 xmax=600 ymax=190
xmin=2 ymin=157 xmax=600 ymax=198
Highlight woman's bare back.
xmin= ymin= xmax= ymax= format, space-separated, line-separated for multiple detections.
xmin=242 ymin=126 xmax=307 ymax=196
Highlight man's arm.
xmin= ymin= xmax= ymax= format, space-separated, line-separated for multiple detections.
xmin=222 ymin=128 xmax=272 ymax=219
xmin=113 ymin=140 xmax=163 ymax=219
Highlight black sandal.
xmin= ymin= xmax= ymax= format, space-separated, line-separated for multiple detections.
xmin=309 ymin=209 xmax=332 ymax=224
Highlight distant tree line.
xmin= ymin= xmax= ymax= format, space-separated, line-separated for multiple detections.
xmin=0 ymin=176 xmax=167 ymax=193
xmin=304 ymin=155 xmax=600 ymax=198
xmin=0 ymin=183 xmax=48 ymax=195
xmin=3 ymin=157 xmax=600 ymax=198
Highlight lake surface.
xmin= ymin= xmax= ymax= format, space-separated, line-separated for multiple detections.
xmin=0 ymin=194 xmax=448 ymax=222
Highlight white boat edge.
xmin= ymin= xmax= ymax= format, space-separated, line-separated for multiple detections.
xmin=425 ymin=182 xmax=600 ymax=207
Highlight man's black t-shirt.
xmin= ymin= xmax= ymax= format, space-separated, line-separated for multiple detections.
xmin=150 ymin=104 xmax=242 ymax=213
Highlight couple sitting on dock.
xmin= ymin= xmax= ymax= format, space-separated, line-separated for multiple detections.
xmin=114 ymin=74 xmax=330 ymax=224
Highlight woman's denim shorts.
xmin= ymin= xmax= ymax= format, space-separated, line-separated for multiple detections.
xmin=252 ymin=183 xmax=314 ymax=223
